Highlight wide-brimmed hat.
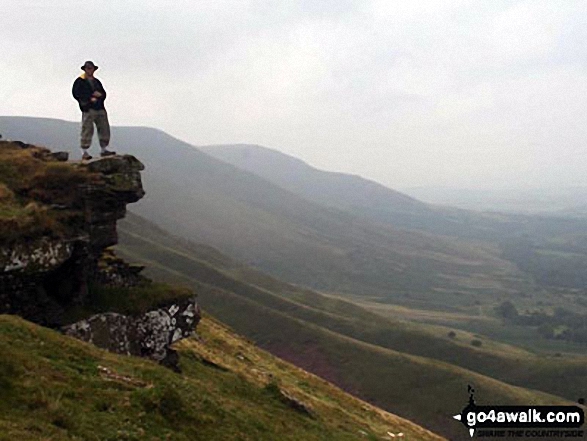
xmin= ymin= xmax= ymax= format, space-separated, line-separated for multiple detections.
xmin=81 ymin=61 xmax=98 ymax=70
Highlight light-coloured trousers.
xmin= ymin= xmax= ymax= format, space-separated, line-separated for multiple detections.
xmin=80 ymin=109 xmax=110 ymax=149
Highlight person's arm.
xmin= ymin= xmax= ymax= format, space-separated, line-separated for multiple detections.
xmin=93 ymin=79 xmax=106 ymax=102
xmin=72 ymin=78 xmax=91 ymax=107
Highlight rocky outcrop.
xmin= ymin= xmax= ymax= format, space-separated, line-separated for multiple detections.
xmin=0 ymin=237 xmax=80 ymax=325
xmin=63 ymin=296 xmax=200 ymax=371
xmin=0 ymin=141 xmax=200 ymax=370
xmin=95 ymin=249 xmax=147 ymax=288
xmin=81 ymin=155 xmax=145 ymax=251
xmin=0 ymin=142 xmax=145 ymax=325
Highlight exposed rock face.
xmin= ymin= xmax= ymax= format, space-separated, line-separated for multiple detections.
xmin=82 ymin=155 xmax=146 ymax=251
xmin=0 ymin=142 xmax=200 ymax=370
xmin=63 ymin=297 xmax=201 ymax=371
xmin=0 ymin=146 xmax=145 ymax=326
xmin=96 ymin=249 xmax=147 ymax=288
xmin=0 ymin=238 xmax=80 ymax=324
xmin=0 ymin=239 xmax=74 ymax=273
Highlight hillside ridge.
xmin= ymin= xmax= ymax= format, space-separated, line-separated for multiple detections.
xmin=0 ymin=116 xmax=538 ymax=308
xmin=0 ymin=137 xmax=446 ymax=440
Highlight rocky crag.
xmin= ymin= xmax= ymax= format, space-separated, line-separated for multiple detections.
xmin=0 ymin=140 xmax=199 ymax=369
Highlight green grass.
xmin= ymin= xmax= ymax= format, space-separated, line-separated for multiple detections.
xmin=0 ymin=141 xmax=98 ymax=245
xmin=86 ymin=282 xmax=194 ymax=316
xmin=0 ymin=314 xmax=443 ymax=441
xmin=116 ymin=215 xmax=587 ymax=398
xmin=114 ymin=213 xmax=584 ymax=440
xmin=191 ymin=287 xmax=572 ymax=440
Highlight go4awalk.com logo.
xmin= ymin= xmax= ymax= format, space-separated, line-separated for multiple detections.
xmin=453 ymin=386 xmax=585 ymax=438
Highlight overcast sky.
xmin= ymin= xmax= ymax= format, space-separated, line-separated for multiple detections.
xmin=1 ymin=0 xmax=586 ymax=190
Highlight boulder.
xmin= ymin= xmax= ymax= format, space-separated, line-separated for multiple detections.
xmin=63 ymin=297 xmax=201 ymax=371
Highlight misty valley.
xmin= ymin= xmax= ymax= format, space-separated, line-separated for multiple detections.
xmin=1 ymin=116 xmax=585 ymax=440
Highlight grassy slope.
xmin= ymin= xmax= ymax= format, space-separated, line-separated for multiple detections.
xmin=117 ymin=213 xmax=587 ymax=400
xmin=201 ymin=144 xmax=587 ymax=303
xmin=115 ymin=214 xmax=581 ymax=440
xmin=199 ymin=143 xmax=431 ymax=220
xmin=200 ymin=144 xmax=587 ymax=243
xmin=0 ymin=314 xmax=444 ymax=441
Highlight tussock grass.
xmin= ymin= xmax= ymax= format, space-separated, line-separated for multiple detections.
xmin=0 ymin=141 xmax=99 ymax=245
xmin=0 ymin=314 xmax=444 ymax=441
xmin=87 ymin=282 xmax=194 ymax=316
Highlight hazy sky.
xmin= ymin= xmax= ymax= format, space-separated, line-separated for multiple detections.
xmin=1 ymin=1 xmax=586 ymax=190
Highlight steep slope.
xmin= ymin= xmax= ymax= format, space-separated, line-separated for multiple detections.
xmin=0 ymin=314 xmax=445 ymax=441
xmin=0 ymin=116 xmax=531 ymax=308
xmin=200 ymin=143 xmax=587 ymax=298
xmin=115 ymin=212 xmax=584 ymax=440
xmin=0 ymin=137 xmax=444 ymax=440
xmin=200 ymin=143 xmax=587 ymax=241
xmin=200 ymin=143 xmax=431 ymax=222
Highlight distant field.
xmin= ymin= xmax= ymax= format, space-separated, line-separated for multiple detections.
xmin=354 ymin=298 xmax=587 ymax=356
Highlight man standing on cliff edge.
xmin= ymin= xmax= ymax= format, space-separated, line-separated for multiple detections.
xmin=72 ymin=61 xmax=115 ymax=160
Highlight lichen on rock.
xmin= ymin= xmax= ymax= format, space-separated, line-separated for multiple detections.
xmin=63 ymin=296 xmax=201 ymax=371
xmin=0 ymin=141 xmax=148 ymax=325
xmin=0 ymin=238 xmax=74 ymax=273
xmin=0 ymin=141 xmax=201 ymax=371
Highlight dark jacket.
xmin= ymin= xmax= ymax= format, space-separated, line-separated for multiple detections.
xmin=72 ymin=75 xmax=107 ymax=112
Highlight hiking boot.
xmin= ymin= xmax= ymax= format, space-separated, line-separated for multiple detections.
xmin=100 ymin=149 xmax=116 ymax=157
xmin=81 ymin=151 xmax=93 ymax=161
